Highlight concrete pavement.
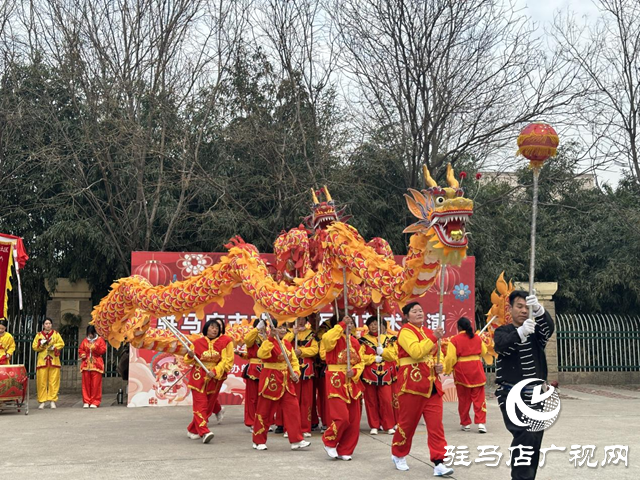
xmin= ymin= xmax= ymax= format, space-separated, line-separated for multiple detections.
xmin=1 ymin=384 xmax=638 ymax=480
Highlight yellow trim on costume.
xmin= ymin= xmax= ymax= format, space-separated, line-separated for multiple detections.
xmin=327 ymin=364 xmax=349 ymax=372
xmin=249 ymin=358 xmax=262 ymax=365
xmin=398 ymin=357 xmax=428 ymax=366
xmin=458 ymin=355 xmax=481 ymax=362
xmin=262 ymin=362 xmax=287 ymax=370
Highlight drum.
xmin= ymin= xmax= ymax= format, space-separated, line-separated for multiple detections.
xmin=0 ymin=364 xmax=28 ymax=402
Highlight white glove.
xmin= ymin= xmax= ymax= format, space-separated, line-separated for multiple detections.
xmin=48 ymin=345 xmax=55 ymax=351
xmin=376 ymin=346 xmax=384 ymax=355
xmin=526 ymin=295 xmax=545 ymax=317
xmin=375 ymin=355 xmax=383 ymax=364
xmin=39 ymin=339 xmax=47 ymax=346
xmin=517 ymin=319 xmax=536 ymax=342
xmin=256 ymin=319 xmax=265 ymax=330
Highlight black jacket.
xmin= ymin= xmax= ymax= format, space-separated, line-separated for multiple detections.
xmin=494 ymin=311 xmax=554 ymax=386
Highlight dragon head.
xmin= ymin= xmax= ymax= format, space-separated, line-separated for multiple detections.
xmin=403 ymin=163 xmax=473 ymax=265
xmin=304 ymin=186 xmax=351 ymax=231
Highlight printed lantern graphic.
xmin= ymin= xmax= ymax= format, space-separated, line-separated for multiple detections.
xmin=516 ymin=123 xmax=559 ymax=169
xmin=133 ymin=260 xmax=173 ymax=286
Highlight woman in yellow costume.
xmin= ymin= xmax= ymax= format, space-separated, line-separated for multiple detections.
xmin=32 ymin=317 xmax=65 ymax=409
xmin=0 ymin=318 xmax=16 ymax=365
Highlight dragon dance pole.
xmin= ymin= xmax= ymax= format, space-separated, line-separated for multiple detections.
xmin=165 ymin=322 xmax=211 ymax=375
xmin=343 ymin=267 xmax=351 ymax=383
xmin=528 ymin=168 xmax=541 ymax=319
xmin=265 ymin=314 xmax=297 ymax=379
xmin=377 ymin=306 xmax=382 ymax=349
xmin=436 ymin=264 xmax=446 ymax=364
xmin=479 ymin=316 xmax=498 ymax=335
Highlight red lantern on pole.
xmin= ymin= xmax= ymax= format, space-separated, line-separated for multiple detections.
xmin=516 ymin=123 xmax=559 ymax=169
xmin=133 ymin=260 xmax=173 ymax=286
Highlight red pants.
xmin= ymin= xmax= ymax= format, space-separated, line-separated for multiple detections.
xmin=81 ymin=370 xmax=103 ymax=406
xmin=244 ymin=378 xmax=259 ymax=427
xmin=252 ymin=390 xmax=303 ymax=445
xmin=456 ymin=384 xmax=486 ymax=425
xmin=211 ymin=400 xmax=222 ymax=416
xmin=311 ymin=376 xmax=320 ymax=425
xmin=322 ymin=397 xmax=362 ymax=456
xmin=391 ymin=380 xmax=401 ymax=423
xmin=391 ymin=392 xmax=447 ymax=462
xmin=363 ymin=383 xmax=395 ymax=430
xmin=295 ymin=378 xmax=314 ymax=433
xmin=188 ymin=386 xmax=221 ymax=437
xmin=316 ymin=376 xmax=329 ymax=427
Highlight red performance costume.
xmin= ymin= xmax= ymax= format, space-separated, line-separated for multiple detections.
xmin=444 ymin=331 xmax=490 ymax=428
xmin=359 ymin=331 xmax=398 ymax=432
xmin=252 ymin=335 xmax=305 ymax=448
xmin=285 ymin=326 xmax=319 ymax=435
xmin=242 ymin=327 xmax=263 ymax=428
xmin=391 ymin=323 xmax=448 ymax=463
xmin=78 ymin=336 xmax=107 ymax=407
xmin=184 ymin=334 xmax=234 ymax=439
xmin=321 ymin=320 xmax=365 ymax=459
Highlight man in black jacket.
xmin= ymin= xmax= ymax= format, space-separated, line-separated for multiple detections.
xmin=494 ymin=290 xmax=555 ymax=480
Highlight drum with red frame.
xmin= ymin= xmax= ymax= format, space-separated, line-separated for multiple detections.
xmin=0 ymin=364 xmax=29 ymax=415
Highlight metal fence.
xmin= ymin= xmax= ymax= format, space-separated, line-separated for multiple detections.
xmin=557 ymin=314 xmax=640 ymax=372
xmin=4 ymin=314 xmax=120 ymax=385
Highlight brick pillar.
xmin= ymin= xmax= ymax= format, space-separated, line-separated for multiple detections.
xmin=514 ymin=282 xmax=558 ymax=383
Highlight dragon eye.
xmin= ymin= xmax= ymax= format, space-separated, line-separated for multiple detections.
xmin=435 ymin=197 xmax=445 ymax=204
xmin=162 ymin=374 xmax=168 ymax=380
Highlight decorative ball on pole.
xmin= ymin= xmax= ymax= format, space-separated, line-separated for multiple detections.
xmin=516 ymin=122 xmax=559 ymax=170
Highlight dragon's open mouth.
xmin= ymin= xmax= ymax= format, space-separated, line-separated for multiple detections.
xmin=314 ymin=215 xmax=336 ymax=230
xmin=431 ymin=210 xmax=472 ymax=248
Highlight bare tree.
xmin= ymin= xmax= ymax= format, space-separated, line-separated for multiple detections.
xmin=14 ymin=0 xmax=249 ymax=272
xmin=330 ymin=0 xmax=581 ymax=187
xmin=553 ymin=0 xmax=640 ymax=185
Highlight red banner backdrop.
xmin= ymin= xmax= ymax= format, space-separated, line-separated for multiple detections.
xmin=0 ymin=242 xmax=14 ymax=318
xmin=127 ymin=251 xmax=475 ymax=407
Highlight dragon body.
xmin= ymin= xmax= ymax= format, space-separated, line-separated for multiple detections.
xmin=92 ymin=165 xmax=473 ymax=355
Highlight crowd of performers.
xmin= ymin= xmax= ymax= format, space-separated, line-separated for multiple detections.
xmin=180 ymin=290 xmax=553 ymax=479
xmin=0 ymin=289 xmax=553 ymax=479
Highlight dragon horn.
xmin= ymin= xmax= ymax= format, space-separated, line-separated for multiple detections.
xmin=423 ymin=165 xmax=437 ymax=188
xmin=311 ymin=188 xmax=319 ymax=204
xmin=323 ymin=185 xmax=333 ymax=202
xmin=446 ymin=163 xmax=459 ymax=188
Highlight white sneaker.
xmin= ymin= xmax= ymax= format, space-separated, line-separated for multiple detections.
xmin=202 ymin=432 xmax=214 ymax=444
xmin=187 ymin=432 xmax=200 ymax=440
xmin=255 ymin=443 xmax=268 ymax=451
xmin=433 ymin=463 xmax=454 ymax=476
xmin=83 ymin=403 xmax=89 ymax=409
xmin=370 ymin=428 xmax=378 ymax=435
xmin=89 ymin=404 xmax=97 ymax=409
xmin=38 ymin=403 xmax=45 ymax=410
xmin=215 ymin=406 xmax=225 ymax=424
xmin=387 ymin=428 xmax=396 ymax=435
xmin=283 ymin=431 xmax=288 ymax=438
xmin=303 ymin=432 xmax=312 ymax=437
xmin=291 ymin=440 xmax=311 ymax=450
xmin=392 ymin=455 xmax=410 ymax=471
xmin=50 ymin=402 xmax=57 ymax=409
xmin=324 ymin=444 xmax=338 ymax=459
xmin=338 ymin=455 xmax=352 ymax=461
xmin=461 ymin=424 xmax=470 ymax=432
xmin=478 ymin=423 xmax=487 ymax=433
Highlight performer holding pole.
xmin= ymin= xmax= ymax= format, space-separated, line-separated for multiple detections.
xmin=183 ymin=318 xmax=233 ymax=444
xmin=493 ymin=123 xmax=559 ymax=479
xmin=285 ymin=316 xmax=319 ymax=437
xmin=251 ymin=317 xmax=310 ymax=451
xmin=241 ymin=318 xmax=265 ymax=431
xmin=436 ymin=265 xmax=446 ymax=363
xmin=390 ymin=302 xmax=453 ymax=476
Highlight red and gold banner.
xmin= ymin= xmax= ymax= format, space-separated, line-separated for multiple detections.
xmin=0 ymin=241 xmax=14 ymax=318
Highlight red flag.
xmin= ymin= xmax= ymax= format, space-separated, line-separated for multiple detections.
xmin=0 ymin=234 xmax=28 ymax=269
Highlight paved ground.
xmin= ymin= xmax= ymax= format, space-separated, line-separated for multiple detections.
xmin=1 ymin=384 xmax=638 ymax=480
